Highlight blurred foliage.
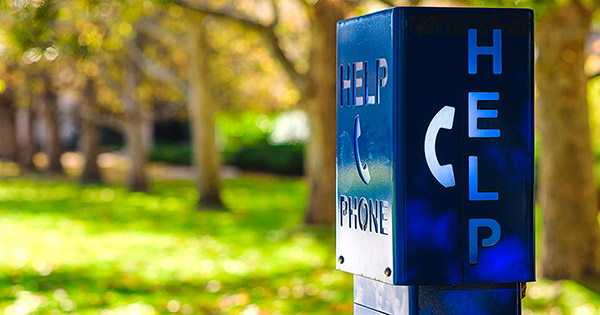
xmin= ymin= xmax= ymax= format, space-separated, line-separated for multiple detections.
xmin=216 ymin=111 xmax=305 ymax=175
xmin=206 ymin=15 xmax=302 ymax=112
xmin=0 ymin=175 xmax=352 ymax=314
xmin=223 ymin=143 xmax=304 ymax=175
xmin=149 ymin=111 xmax=305 ymax=174
xmin=215 ymin=111 xmax=276 ymax=151
xmin=148 ymin=144 xmax=192 ymax=166
xmin=0 ymin=0 xmax=301 ymax=123
xmin=1 ymin=0 xmax=151 ymax=114
xmin=149 ymin=143 xmax=305 ymax=175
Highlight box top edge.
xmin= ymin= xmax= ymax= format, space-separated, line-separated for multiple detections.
xmin=338 ymin=6 xmax=533 ymax=25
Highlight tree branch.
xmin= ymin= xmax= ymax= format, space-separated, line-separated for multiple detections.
xmin=379 ymin=0 xmax=422 ymax=7
xmin=592 ymin=0 xmax=600 ymax=14
xmin=125 ymin=41 xmax=188 ymax=95
xmin=589 ymin=72 xmax=600 ymax=80
xmin=573 ymin=0 xmax=593 ymax=15
xmin=87 ymin=107 xmax=124 ymax=129
xmin=174 ymin=0 xmax=307 ymax=90
xmin=269 ymin=0 xmax=279 ymax=27
xmin=135 ymin=18 xmax=185 ymax=47
xmin=263 ymin=26 xmax=308 ymax=89
xmin=378 ymin=0 xmax=396 ymax=7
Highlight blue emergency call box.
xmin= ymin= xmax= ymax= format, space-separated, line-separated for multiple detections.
xmin=336 ymin=7 xmax=534 ymax=285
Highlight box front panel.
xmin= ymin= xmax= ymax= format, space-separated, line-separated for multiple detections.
xmin=403 ymin=8 xmax=534 ymax=284
xmin=336 ymin=10 xmax=396 ymax=284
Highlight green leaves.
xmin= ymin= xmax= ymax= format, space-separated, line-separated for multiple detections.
xmin=8 ymin=3 xmax=56 ymax=54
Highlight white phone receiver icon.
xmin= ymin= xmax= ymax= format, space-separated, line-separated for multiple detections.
xmin=354 ymin=115 xmax=371 ymax=185
xmin=424 ymin=106 xmax=456 ymax=188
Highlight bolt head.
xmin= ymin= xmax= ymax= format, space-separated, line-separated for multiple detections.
xmin=384 ymin=267 xmax=392 ymax=277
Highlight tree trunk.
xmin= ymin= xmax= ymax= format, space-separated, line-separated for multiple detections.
xmin=0 ymin=89 xmax=18 ymax=162
xmin=79 ymin=78 xmax=102 ymax=183
xmin=42 ymin=77 xmax=64 ymax=173
xmin=16 ymin=105 xmax=35 ymax=171
xmin=303 ymin=0 xmax=347 ymax=225
xmin=142 ymin=111 xmax=154 ymax=154
xmin=123 ymin=53 xmax=149 ymax=192
xmin=186 ymin=11 xmax=224 ymax=209
xmin=536 ymin=1 xmax=600 ymax=282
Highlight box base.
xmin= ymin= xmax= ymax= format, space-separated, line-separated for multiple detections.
xmin=353 ymin=275 xmax=522 ymax=314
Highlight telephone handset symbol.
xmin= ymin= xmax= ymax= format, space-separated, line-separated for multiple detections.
xmin=354 ymin=115 xmax=371 ymax=185
xmin=424 ymin=106 xmax=456 ymax=188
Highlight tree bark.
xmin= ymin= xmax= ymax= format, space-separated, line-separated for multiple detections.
xmin=0 ymin=89 xmax=18 ymax=162
xmin=79 ymin=78 xmax=103 ymax=183
xmin=42 ymin=76 xmax=64 ymax=173
xmin=186 ymin=10 xmax=224 ymax=209
xmin=303 ymin=0 xmax=348 ymax=225
xmin=123 ymin=52 xmax=149 ymax=192
xmin=141 ymin=111 xmax=154 ymax=154
xmin=536 ymin=1 xmax=600 ymax=282
xmin=16 ymin=105 xmax=35 ymax=171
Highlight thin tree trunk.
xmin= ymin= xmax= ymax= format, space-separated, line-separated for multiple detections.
xmin=186 ymin=11 xmax=224 ymax=209
xmin=42 ymin=76 xmax=63 ymax=173
xmin=0 ymin=89 xmax=18 ymax=162
xmin=537 ymin=1 xmax=600 ymax=282
xmin=142 ymin=111 xmax=154 ymax=154
xmin=79 ymin=78 xmax=102 ymax=183
xmin=123 ymin=53 xmax=149 ymax=192
xmin=16 ymin=105 xmax=35 ymax=171
xmin=303 ymin=0 xmax=347 ymax=225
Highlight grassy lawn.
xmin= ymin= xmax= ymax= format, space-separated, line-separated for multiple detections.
xmin=0 ymin=174 xmax=597 ymax=314
xmin=0 ymin=175 xmax=351 ymax=314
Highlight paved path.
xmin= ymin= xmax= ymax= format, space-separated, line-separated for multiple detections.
xmin=0 ymin=152 xmax=241 ymax=181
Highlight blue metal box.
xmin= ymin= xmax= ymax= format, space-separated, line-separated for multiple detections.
xmin=336 ymin=7 xmax=534 ymax=285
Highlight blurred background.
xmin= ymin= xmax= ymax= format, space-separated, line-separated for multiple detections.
xmin=0 ymin=0 xmax=599 ymax=314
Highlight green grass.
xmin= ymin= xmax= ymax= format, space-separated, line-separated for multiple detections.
xmin=0 ymin=174 xmax=599 ymax=314
xmin=0 ymin=175 xmax=352 ymax=314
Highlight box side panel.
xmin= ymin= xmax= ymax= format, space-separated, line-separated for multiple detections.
xmin=458 ymin=9 xmax=535 ymax=283
xmin=336 ymin=9 xmax=396 ymax=284
xmin=402 ymin=9 xmax=464 ymax=285
xmin=402 ymin=8 xmax=534 ymax=284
